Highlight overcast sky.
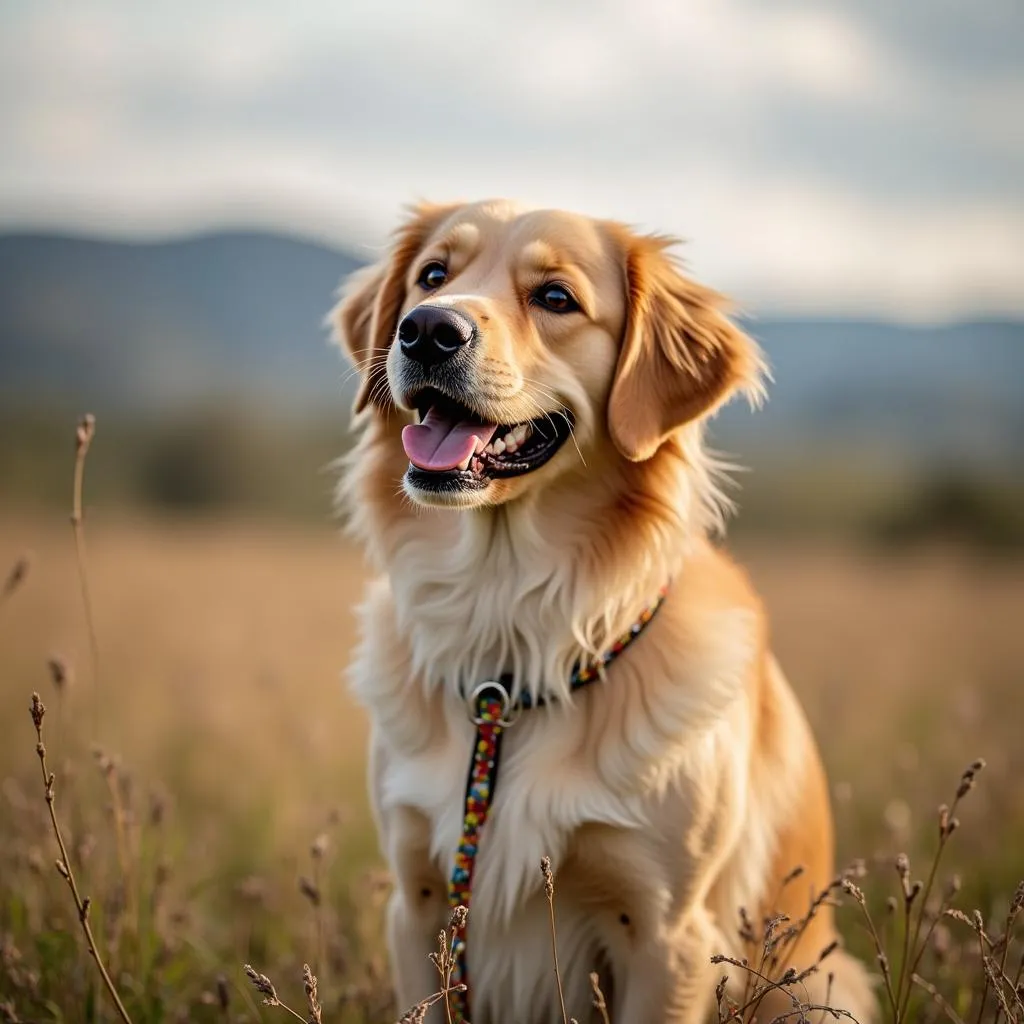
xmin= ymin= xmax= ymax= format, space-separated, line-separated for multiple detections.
xmin=2 ymin=1 xmax=1022 ymax=320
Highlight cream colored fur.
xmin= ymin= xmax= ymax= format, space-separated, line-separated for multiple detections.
xmin=333 ymin=200 xmax=876 ymax=1023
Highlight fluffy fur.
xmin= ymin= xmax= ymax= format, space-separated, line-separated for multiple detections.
xmin=332 ymin=200 xmax=876 ymax=1023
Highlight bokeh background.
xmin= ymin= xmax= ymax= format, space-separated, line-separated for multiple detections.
xmin=1 ymin=3 xmax=1022 ymax=1020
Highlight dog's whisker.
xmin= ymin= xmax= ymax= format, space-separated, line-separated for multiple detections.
xmin=342 ymin=349 xmax=391 ymax=374
xmin=339 ymin=352 xmax=390 ymax=389
xmin=340 ymin=351 xmax=390 ymax=388
xmin=365 ymin=367 xmax=396 ymax=408
xmin=521 ymin=390 xmax=585 ymax=470
xmin=519 ymin=382 xmax=587 ymax=470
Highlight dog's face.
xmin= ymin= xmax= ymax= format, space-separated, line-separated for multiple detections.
xmin=335 ymin=200 xmax=764 ymax=509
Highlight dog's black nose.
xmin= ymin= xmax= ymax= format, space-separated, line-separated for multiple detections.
xmin=397 ymin=305 xmax=475 ymax=366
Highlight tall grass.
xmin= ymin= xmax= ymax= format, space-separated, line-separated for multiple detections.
xmin=1 ymin=416 xmax=1021 ymax=1022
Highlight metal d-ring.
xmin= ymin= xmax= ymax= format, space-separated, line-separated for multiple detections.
xmin=467 ymin=680 xmax=522 ymax=728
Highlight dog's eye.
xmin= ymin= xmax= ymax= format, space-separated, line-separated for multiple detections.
xmin=533 ymin=283 xmax=580 ymax=314
xmin=417 ymin=262 xmax=448 ymax=291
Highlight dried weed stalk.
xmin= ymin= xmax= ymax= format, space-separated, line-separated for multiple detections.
xmin=394 ymin=905 xmax=468 ymax=1024
xmin=400 ymin=761 xmax=1022 ymax=1024
xmin=710 ymin=758 xmax=1022 ymax=1023
xmin=300 ymin=830 xmax=331 ymax=979
xmin=244 ymin=962 xmax=324 ymax=1023
xmin=589 ymin=971 xmax=611 ymax=1024
xmin=842 ymin=759 xmax=1024 ymax=1024
xmin=71 ymin=413 xmax=101 ymax=727
xmin=29 ymin=692 xmax=133 ymax=1024
xmin=541 ymin=855 xmax=570 ymax=1024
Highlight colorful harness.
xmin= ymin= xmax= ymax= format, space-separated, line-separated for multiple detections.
xmin=446 ymin=586 xmax=668 ymax=1022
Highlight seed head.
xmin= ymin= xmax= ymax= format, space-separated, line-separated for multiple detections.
xmin=540 ymin=856 xmax=554 ymax=899
xmin=782 ymin=865 xmax=806 ymax=887
xmin=841 ymin=879 xmax=866 ymax=905
xmin=817 ymin=939 xmax=839 ymax=964
xmin=149 ymin=792 xmax=166 ymax=827
xmin=956 ymin=759 xmax=986 ymax=799
xmin=450 ymin=904 xmax=468 ymax=931
xmin=2 ymin=553 xmax=31 ymax=599
xmin=75 ymin=414 xmax=96 ymax=455
xmin=298 ymin=876 xmax=321 ymax=907
xmin=1011 ymin=881 xmax=1024 ymax=913
xmin=47 ymin=656 xmax=72 ymax=694
xmin=398 ymin=1002 xmax=429 ymax=1024
xmin=302 ymin=964 xmax=322 ymax=1024
xmin=29 ymin=693 xmax=45 ymax=731
xmin=243 ymin=964 xmax=279 ymax=1004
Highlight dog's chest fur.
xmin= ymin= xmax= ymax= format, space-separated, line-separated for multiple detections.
xmin=345 ymin=492 xmax=765 ymax=1020
xmin=350 ymin=546 xmax=760 ymax=923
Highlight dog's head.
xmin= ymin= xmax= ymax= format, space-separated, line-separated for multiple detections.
xmin=333 ymin=199 xmax=765 ymax=510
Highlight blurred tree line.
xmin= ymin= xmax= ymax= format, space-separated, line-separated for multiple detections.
xmin=1 ymin=402 xmax=1022 ymax=550
xmin=0 ymin=403 xmax=352 ymax=523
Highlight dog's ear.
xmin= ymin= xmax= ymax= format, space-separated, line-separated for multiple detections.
xmin=331 ymin=202 xmax=457 ymax=414
xmin=608 ymin=233 xmax=766 ymax=462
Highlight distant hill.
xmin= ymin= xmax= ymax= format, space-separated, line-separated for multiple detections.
xmin=715 ymin=317 xmax=1024 ymax=473
xmin=0 ymin=231 xmax=362 ymax=412
xmin=1 ymin=230 xmax=1021 ymax=473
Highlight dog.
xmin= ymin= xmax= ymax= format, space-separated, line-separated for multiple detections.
xmin=332 ymin=199 xmax=875 ymax=1023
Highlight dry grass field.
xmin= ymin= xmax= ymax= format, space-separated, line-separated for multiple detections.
xmin=1 ymin=510 xmax=1022 ymax=1022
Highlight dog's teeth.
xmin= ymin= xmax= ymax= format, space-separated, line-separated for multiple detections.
xmin=514 ymin=423 xmax=529 ymax=444
xmin=521 ymin=422 xmax=533 ymax=441
xmin=474 ymin=436 xmax=486 ymax=454
xmin=502 ymin=431 xmax=518 ymax=453
xmin=490 ymin=438 xmax=505 ymax=455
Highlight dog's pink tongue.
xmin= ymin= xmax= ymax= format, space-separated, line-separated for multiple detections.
xmin=402 ymin=407 xmax=498 ymax=471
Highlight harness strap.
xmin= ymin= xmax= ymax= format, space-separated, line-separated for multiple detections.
xmin=446 ymin=585 xmax=668 ymax=1022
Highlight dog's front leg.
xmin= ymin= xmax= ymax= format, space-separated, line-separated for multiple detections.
xmin=612 ymin=905 xmax=721 ymax=1024
xmin=383 ymin=807 xmax=450 ymax=1016
xmin=386 ymin=887 xmax=447 ymax=1012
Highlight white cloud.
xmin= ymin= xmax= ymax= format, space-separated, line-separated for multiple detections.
xmin=0 ymin=0 xmax=1021 ymax=319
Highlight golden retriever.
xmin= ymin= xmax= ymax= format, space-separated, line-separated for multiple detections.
xmin=332 ymin=199 xmax=875 ymax=1023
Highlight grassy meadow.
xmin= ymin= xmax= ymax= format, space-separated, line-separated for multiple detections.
xmin=1 ymin=489 xmax=1022 ymax=1020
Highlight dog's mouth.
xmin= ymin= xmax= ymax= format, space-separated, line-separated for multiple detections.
xmin=401 ymin=389 xmax=573 ymax=490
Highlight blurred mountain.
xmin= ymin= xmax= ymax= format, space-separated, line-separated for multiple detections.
xmin=715 ymin=318 xmax=1024 ymax=473
xmin=1 ymin=230 xmax=1021 ymax=472
xmin=0 ymin=230 xmax=362 ymax=413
